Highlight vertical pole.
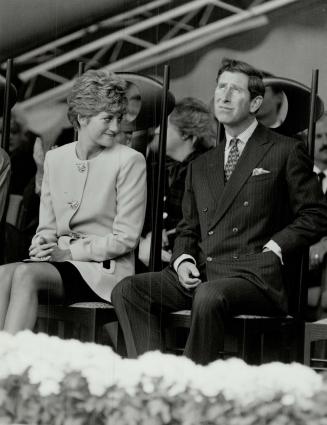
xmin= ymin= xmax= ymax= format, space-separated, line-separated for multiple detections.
xmin=296 ymin=70 xmax=319 ymax=363
xmin=74 ymin=62 xmax=85 ymax=141
xmin=149 ymin=65 xmax=170 ymax=272
xmin=0 ymin=58 xmax=14 ymax=264
xmin=307 ymin=69 xmax=319 ymax=160
xmin=1 ymin=59 xmax=14 ymax=152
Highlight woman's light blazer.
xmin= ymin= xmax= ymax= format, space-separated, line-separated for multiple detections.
xmin=33 ymin=141 xmax=147 ymax=301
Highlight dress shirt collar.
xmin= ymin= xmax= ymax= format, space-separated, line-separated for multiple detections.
xmin=313 ymin=165 xmax=327 ymax=177
xmin=225 ymin=118 xmax=258 ymax=149
xmin=313 ymin=165 xmax=327 ymax=194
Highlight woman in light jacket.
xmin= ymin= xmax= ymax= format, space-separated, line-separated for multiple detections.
xmin=0 ymin=70 xmax=147 ymax=333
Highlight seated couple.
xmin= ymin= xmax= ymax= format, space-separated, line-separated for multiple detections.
xmin=2 ymin=60 xmax=327 ymax=368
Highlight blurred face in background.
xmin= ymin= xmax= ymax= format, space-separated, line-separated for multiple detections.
xmin=0 ymin=115 xmax=26 ymax=153
xmin=256 ymin=86 xmax=283 ymax=127
xmin=151 ymin=117 xmax=185 ymax=159
xmin=314 ymin=114 xmax=327 ymax=170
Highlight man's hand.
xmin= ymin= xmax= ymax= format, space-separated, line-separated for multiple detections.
xmin=310 ymin=239 xmax=327 ymax=269
xmin=177 ymin=261 xmax=201 ymax=290
xmin=29 ymin=236 xmax=57 ymax=259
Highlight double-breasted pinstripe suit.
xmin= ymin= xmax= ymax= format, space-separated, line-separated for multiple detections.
xmin=112 ymin=123 xmax=327 ymax=364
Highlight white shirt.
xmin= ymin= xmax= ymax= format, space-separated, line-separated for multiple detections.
xmin=313 ymin=165 xmax=327 ymax=194
xmin=174 ymin=119 xmax=282 ymax=272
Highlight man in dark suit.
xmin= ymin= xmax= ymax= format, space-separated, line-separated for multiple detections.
xmin=111 ymin=59 xmax=327 ymax=365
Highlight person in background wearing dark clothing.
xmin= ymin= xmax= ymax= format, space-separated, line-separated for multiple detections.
xmin=307 ymin=112 xmax=327 ymax=320
xmin=0 ymin=148 xmax=10 ymax=221
xmin=112 ymin=59 xmax=327 ymax=365
xmin=0 ymin=110 xmax=38 ymax=195
xmin=255 ymin=71 xmax=285 ymax=129
xmin=138 ymin=98 xmax=216 ymax=270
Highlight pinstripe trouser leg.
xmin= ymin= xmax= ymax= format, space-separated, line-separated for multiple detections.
xmin=111 ymin=267 xmax=192 ymax=358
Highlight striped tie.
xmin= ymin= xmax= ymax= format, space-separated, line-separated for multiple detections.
xmin=225 ymin=137 xmax=240 ymax=181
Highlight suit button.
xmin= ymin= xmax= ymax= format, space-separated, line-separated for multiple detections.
xmin=202 ymin=207 xmax=208 ymax=213
xmin=232 ymin=227 xmax=239 ymax=233
xmin=243 ymin=201 xmax=249 ymax=207
xmin=232 ymin=255 xmax=239 ymax=260
xmin=206 ymin=256 xmax=213 ymax=262
xmin=208 ymin=230 xmax=214 ymax=236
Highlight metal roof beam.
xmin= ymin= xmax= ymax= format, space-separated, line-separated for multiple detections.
xmin=18 ymin=0 xmax=302 ymax=110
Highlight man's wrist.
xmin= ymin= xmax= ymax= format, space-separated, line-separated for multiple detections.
xmin=173 ymin=254 xmax=196 ymax=272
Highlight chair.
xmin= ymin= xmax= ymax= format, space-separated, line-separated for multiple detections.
xmin=304 ymin=263 xmax=327 ymax=370
xmin=164 ymin=253 xmax=308 ymax=365
xmin=6 ymin=194 xmax=24 ymax=228
xmin=37 ymin=301 xmax=118 ymax=343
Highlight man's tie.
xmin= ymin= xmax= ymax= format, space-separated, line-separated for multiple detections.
xmin=317 ymin=171 xmax=326 ymax=192
xmin=225 ymin=137 xmax=240 ymax=181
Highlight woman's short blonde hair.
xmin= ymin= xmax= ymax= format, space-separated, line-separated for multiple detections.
xmin=67 ymin=70 xmax=128 ymax=129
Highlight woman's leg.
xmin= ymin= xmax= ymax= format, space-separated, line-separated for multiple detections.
xmin=4 ymin=262 xmax=64 ymax=334
xmin=0 ymin=262 xmax=21 ymax=329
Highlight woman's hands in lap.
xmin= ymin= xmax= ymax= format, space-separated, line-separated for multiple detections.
xmin=29 ymin=237 xmax=72 ymax=262
xmin=49 ymin=246 xmax=72 ymax=262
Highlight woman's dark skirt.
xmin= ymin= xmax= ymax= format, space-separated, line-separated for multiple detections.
xmin=50 ymin=261 xmax=105 ymax=305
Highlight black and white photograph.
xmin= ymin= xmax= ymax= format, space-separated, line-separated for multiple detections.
xmin=0 ymin=1 xmax=327 ymax=424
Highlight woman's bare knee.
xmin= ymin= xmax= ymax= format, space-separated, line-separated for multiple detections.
xmin=0 ymin=263 xmax=21 ymax=293
xmin=11 ymin=263 xmax=41 ymax=297
xmin=11 ymin=262 xmax=64 ymax=300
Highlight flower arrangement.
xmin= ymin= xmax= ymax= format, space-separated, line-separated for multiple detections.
xmin=0 ymin=331 xmax=327 ymax=425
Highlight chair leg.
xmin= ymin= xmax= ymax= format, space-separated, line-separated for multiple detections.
xmin=79 ymin=312 xmax=96 ymax=342
xmin=304 ymin=325 xmax=312 ymax=366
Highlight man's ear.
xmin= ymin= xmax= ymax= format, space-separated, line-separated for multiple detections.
xmin=250 ymin=96 xmax=264 ymax=114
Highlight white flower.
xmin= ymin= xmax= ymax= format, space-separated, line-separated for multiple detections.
xmin=0 ymin=330 xmax=323 ymax=407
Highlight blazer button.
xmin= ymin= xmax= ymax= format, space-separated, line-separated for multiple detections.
xmin=232 ymin=227 xmax=239 ymax=233
xmin=68 ymin=200 xmax=80 ymax=210
xmin=206 ymin=256 xmax=213 ymax=262
xmin=232 ymin=255 xmax=239 ymax=260
xmin=208 ymin=230 xmax=214 ymax=236
xmin=243 ymin=201 xmax=249 ymax=207
xmin=202 ymin=207 xmax=208 ymax=213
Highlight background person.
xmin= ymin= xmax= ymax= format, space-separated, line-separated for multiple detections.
xmin=111 ymin=59 xmax=327 ymax=365
xmin=138 ymin=97 xmax=216 ymax=270
xmin=0 ymin=147 xmax=10 ymax=221
xmin=256 ymin=71 xmax=285 ymax=129
xmin=307 ymin=112 xmax=327 ymax=320
xmin=0 ymin=110 xmax=38 ymax=196
xmin=0 ymin=69 xmax=146 ymax=334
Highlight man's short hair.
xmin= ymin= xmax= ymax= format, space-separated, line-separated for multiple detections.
xmin=217 ymin=58 xmax=265 ymax=100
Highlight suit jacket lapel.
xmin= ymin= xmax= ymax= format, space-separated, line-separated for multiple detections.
xmin=208 ymin=124 xmax=274 ymax=229
xmin=206 ymin=140 xmax=225 ymax=205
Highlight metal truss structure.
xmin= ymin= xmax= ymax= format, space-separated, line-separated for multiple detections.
xmin=2 ymin=0 xmax=307 ymax=110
